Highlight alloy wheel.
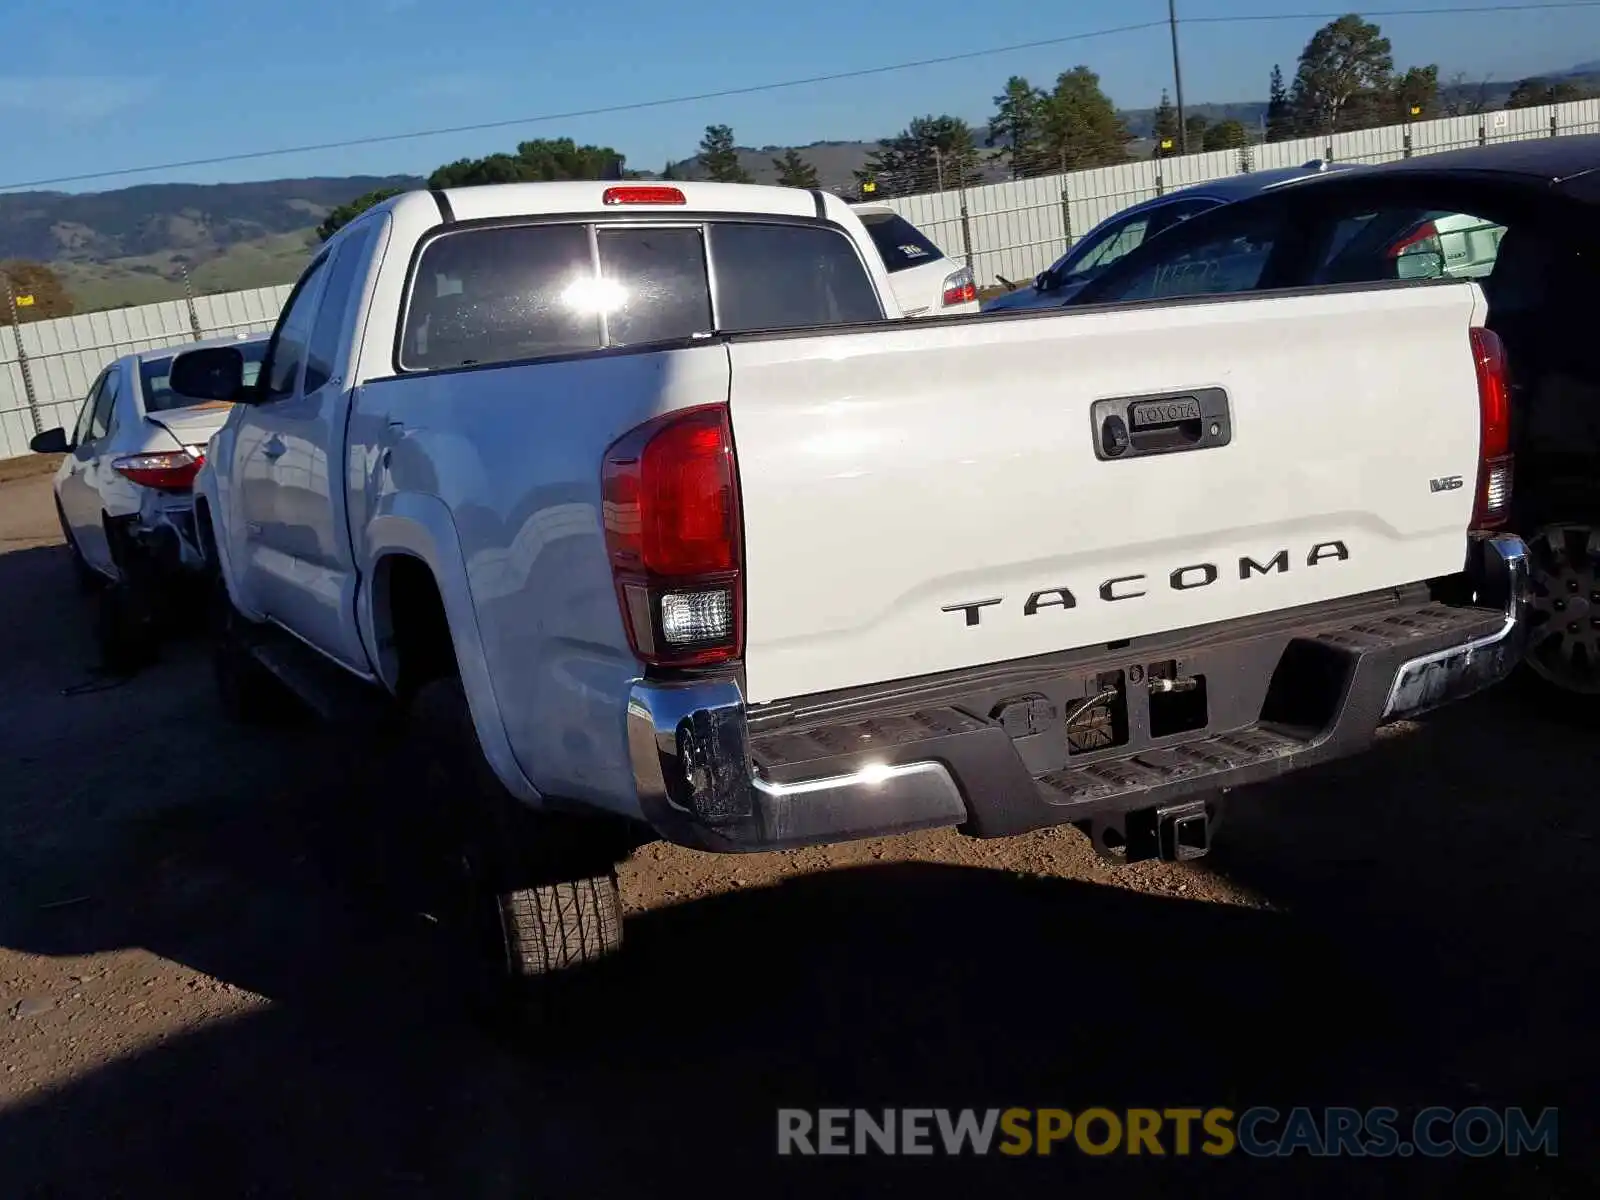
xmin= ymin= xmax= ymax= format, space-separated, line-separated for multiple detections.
xmin=1525 ymin=522 xmax=1600 ymax=695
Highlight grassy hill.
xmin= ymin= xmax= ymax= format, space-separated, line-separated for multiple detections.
xmin=0 ymin=174 xmax=420 ymax=310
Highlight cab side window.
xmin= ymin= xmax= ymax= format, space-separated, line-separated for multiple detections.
xmin=305 ymin=226 xmax=375 ymax=393
xmin=264 ymin=254 xmax=331 ymax=400
xmin=1084 ymin=208 xmax=1288 ymax=304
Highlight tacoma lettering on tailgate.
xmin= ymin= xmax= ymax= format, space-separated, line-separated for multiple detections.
xmin=941 ymin=541 xmax=1349 ymax=627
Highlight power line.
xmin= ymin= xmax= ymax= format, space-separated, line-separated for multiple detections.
xmin=4 ymin=1 xmax=1596 ymax=192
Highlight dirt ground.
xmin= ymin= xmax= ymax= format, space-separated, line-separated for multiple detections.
xmin=1 ymin=469 xmax=1596 ymax=1197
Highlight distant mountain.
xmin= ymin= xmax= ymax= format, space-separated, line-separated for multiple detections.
xmin=0 ymin=175 xmax=422 ymax=264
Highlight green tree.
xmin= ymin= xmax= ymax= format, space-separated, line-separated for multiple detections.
xmin=1150 ymin=90 xmax=1180 ymax=157
xmin=1266 ymin=64 xmax=1296 ymax=141
xmin=1185 ymin=114 xmax=1209 ymax=151
xmin=0 ymin=260 xmax=74 ymax=322
xmin=428 ymin=138 xmax=625 ymax=189
xmin=698 ymin=125 xmax=753 ymax=183
xmin=1392 ymin=64 xmax=1441 ymax=121
xmin=1506 ymin=76 xmax=1595 ymax=107
xmin=1037 ymin=66 xmax=1134 ymax=172
xmin=988 ymin=76 xmax=1047 ymax=177
xmin=1289 ymin=14 xmax=1394 ymax=134
xmin=317 ymin=187 xmax=404 ymax=242
xmin=854 ymin=115 xmax=981 ymax=197
xmin=1202 ymin=119 xmax=1248 ymax=152
xmin=771 ymin=148 xmax=820 ymax=188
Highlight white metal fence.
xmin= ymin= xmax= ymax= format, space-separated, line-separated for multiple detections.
xmin=4 ymin=96 xmax=1599 ymax=462
xmin=1 ymin=286 xmax=291 ymax=461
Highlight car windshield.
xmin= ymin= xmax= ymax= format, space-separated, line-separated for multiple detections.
xmin=1046 ymin=214 xmax=1154 ymax=287
xmin=140 ymin=341 xmax=267 ymax=412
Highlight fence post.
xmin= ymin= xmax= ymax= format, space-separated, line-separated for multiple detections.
xmin=179 ymin=264 xmax=204 ymax=339
xmin=1551 ymin=111 xmax=1559 ymax=138
xmin=1325 ymin=140 xmax=1335 ymax=163
xmin=1060 ymin=186 xmax=1073 ymax=249
xmin=958 ymin=180 xmax=975 ymax=272
xmin=1154 ymin=167 xmax=1165 ymax=197
xmin=1478 ymin=117 xmax=1487 ymax=146
xmin=4 ymin=277 xmax=43 ymax=439
xmin=1403 ymin=129 xmax=1413 ymax=158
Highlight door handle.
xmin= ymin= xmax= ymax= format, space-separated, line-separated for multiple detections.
xmin=1091 ymin=388 xmax=1232 ymax=461
xmin=261 ymin=437 xmax=286 ymax=460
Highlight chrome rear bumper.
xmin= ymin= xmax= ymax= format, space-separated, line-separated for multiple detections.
xmin=625 ymin=533 xmax=1531 ymax=853
xmin=1382 ymin=532 xmax=1529 ymax=721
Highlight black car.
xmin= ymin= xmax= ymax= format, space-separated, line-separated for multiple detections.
xmin=1052 ymin=135 xmax=1600 ymax=700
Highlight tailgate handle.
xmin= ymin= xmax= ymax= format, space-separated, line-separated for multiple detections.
xmin=1092 ymin=388 xmax=1232 ymax=461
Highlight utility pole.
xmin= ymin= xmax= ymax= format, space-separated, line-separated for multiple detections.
xmin=1168 ymin=0 xmax=1188 ymax=154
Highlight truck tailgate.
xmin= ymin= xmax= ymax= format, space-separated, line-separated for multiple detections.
xmin=728 ymin=282 xmax=1486 ymax=705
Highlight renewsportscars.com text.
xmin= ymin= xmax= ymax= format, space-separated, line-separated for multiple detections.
xmin=776 ymin=1106 xmax=1559 ymax=1158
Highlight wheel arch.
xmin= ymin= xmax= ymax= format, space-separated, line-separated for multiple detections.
xmin=361 ymin=499 xmax=542 ymax=805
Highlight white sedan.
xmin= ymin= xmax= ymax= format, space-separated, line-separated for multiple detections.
xmin=850 ymin=203 xmax=978 ymax=317
xmin=30 ymin=332 xmax=268 ymax=593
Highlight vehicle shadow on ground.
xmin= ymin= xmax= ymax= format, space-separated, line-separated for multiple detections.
xmin=0 ymin=539 xmax=1595 ymax=1196
xmin=0 ymin=854 xmax=1587 ymax=1199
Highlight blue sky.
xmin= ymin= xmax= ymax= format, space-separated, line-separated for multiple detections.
xmin=1 ymin=0 xmax=1593 ymax=192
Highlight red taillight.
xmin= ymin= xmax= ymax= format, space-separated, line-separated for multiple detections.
xmin=112 ymin=450 xmax=203 ymax=491
xmin=1387 ymin=219 xmax=1439 ymax=259
xmin=602 ymin=405 xmax=742 ymax=667
xmin=942 ymin=267 xmax=977 ymax=307
xmin=1469 ymin=326 xmax=1513 ymax=530
xmin=602 ymin=186 xmax=686 ymax=206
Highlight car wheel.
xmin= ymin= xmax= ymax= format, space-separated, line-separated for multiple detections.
xmin=1523 ymin=521 xmax=1600 ymax=697
xmin=210 ymin=577 xmax=294 ymax=723
xmin=95 ymin=580 xmax=159 ymax=674
xmin=411 ymin=675 xmax=625 ymax=1025
xmin=54 ymin=500 xmax=103 ymax=594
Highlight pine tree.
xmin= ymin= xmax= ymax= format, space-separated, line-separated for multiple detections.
xmin=772 ymin=149 xmax=820 ymax=188
xmin=1265 ymin=65 xmax=1295 ymax=141
xmin=1151 ymin=90 xmax=1180 ymax=157
xmin=988 ymin=76 xmax=1047 ymax=178
xmin=698 ymin=125 xmax=753 ymax=183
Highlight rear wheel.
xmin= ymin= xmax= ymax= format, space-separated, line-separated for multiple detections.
xmin=211 ymin=576 xmax=294 ymax=723
xmin=411 ymin=676 xmax=625 ymax=1022
xmin=54 ymin=500 xmax=103 ymax=594
xmin=1522 ymin=521 xmax=1600 ymax=699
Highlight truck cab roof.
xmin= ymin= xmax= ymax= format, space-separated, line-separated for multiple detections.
xmin=367 ymin=180 xmax=857 ymax=227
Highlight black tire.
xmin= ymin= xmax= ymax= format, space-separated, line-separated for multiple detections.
xmin=211 ymin=577 xmax=294 ymax=724
xmin=411 ymin=676 xmax=624 ymax=1020
xmin=94 ymin=580 xmax=159 ymax=674
xmin=54 ymin=500 xmax=104 ymax=594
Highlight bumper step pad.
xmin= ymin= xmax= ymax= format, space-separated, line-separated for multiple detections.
xmin=1034 ymin=725 xmax=1305 ymax=807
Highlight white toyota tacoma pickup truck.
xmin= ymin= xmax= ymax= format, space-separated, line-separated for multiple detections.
xmin=169 ymin=179 xmax=1529 ymax=1008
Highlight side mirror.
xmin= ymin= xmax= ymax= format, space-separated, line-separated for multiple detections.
xmin=29 ymin=427 xmax=69 ymax=454
xmin=169 ymin=346 xmax=248 ymax=404
xmin=1034 ymin=271 xmax=1051 ymax=292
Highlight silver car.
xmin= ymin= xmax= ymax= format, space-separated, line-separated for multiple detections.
xmin=30 ymin=332 xmax=269 ymax=591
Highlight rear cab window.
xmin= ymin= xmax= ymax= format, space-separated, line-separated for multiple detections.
xmin=856 ymin=212 xmax=947 ymax=274
xmin=399 ymin=218 xmax=884 ymax=372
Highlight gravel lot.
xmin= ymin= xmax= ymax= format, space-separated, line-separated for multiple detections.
xmin=1 ymin=467 xmax=1596 ymax=1197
